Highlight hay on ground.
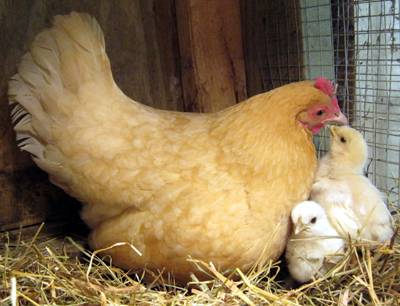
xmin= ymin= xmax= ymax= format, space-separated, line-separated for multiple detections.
xmin=1 ymin=210 xmax=399 ymax=305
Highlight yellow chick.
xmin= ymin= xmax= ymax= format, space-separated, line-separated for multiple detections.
xmin=286 ymin=201 xmax=344 ymax=283
xmin=310 ymin=125 xmax=394 ymax=242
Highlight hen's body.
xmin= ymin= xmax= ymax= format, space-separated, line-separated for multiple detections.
xmin=9 ymin=13 xmax=345 ymax=282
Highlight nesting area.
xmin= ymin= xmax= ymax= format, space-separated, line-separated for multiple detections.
xmin=1 ymin=205 xmax=399 ymax=306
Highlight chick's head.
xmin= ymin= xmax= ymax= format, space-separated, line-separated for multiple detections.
xmin=327 ymin=125 xmax=368 ymax=173
xmin=291 ymin=201 xmax=328 ymax=236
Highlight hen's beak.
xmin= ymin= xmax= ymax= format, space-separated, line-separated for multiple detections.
xmin=323 ymin=111 xmax=348 ymax=126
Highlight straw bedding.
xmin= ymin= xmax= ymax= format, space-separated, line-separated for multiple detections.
xmin=1 ymin=206 xmax=399 ymax=305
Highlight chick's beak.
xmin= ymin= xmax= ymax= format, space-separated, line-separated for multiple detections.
xmin=327 ymin=124 xmax=339 ymax=136
xmin=294 ymin=223 xmax=307 ymax=235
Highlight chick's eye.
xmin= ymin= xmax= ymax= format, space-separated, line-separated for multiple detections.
xmin=310 ymin=217 xmax=317 ymax=224
xmin=340 ymin=137 xmax=346 ymax=143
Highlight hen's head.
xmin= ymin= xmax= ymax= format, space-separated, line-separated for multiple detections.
xmin=296 ymin=78 xmax=347 ymax=133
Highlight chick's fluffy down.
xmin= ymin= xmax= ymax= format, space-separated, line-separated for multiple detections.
xmin=286 ymin=201 xmax=344 ymax=283
xmin=310 ymin=126 xmax=394 ymax=243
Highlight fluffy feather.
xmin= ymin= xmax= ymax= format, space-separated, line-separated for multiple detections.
xmin=286 ymin=201 xmax=344 ymax=283
xmin=310 ymin=125 xmax=394 ymax=242
xmin=9 ymin=13 xmax=347 ymax=283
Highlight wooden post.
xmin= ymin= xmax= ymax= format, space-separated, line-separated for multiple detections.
xmin=175 ymin=0 xmax=247 ymax=113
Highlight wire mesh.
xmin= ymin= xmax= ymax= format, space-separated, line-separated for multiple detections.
xmin=254 ymin=0 xmax=400 ymax=203
xmin=351 ymin=0 xmax=400 ymax=203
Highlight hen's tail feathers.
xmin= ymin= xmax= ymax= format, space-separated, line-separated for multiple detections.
xmin=8 ymin=12 xmax=112 ymax=159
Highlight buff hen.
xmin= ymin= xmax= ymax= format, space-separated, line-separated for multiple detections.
xmin=9 ymin=12 xmax=347 ymax=283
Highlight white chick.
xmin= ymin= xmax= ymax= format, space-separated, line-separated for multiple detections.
xmin=286 ymin=201 xmax=344 ymax=283
xmin=310 ymin=125 xmax=394 ymax=242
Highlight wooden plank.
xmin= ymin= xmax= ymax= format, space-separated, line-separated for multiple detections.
xmin=97 ymin=0 xmax=183 ymax=110
xmin=0 ymin=168 xmax=81 ymax=231
xmin=175 ymin=0 xmax=247 ymax=113
xmin=153 ymin=1 xmax=185 ymax=111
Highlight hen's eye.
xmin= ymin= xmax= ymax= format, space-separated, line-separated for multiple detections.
xmin=340 ymin=137 xmax=346 ymax=143
xmin=310 ymin=217 xmax=317 ymax=224
xmin=315 ymin=110 xmax=325 ymax=117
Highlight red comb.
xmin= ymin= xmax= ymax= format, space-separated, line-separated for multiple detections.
xmin=315 ymin=78 xmax=340 ymax=112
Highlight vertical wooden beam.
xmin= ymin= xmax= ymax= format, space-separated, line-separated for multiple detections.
xmin=175 ymin=0 xmax=247 ymax=113
xmin=152 ymin=0 xmax=184 ymax=111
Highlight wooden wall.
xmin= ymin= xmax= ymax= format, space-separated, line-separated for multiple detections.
xmin=0 ymin=0 xmax=246 ymax=230
xmin=176 ymin=0 xmax=247 ymax=112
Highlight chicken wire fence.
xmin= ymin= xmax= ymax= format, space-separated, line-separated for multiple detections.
xmin=252 ymin=0 xmax=400 ymax=205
